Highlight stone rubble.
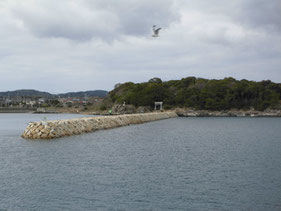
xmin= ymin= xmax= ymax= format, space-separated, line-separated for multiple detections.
xmin=175 ymin=108 xmax=281 ymax=117
xmin=21 ymin=112 xmax=178 ymax=139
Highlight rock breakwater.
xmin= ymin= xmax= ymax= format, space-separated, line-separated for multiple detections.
xmin=22 ymin=112 xmax=177 ymax=139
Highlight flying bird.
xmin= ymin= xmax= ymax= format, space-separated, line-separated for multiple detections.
xmin=152 ymin=25 xmax=162 ymax=37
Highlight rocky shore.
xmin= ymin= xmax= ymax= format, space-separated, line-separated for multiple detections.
xmin=22 ymin=111 xmax=177 ymax=139
xmin=175 ymin=108 xmax=281 ymax=117
xmin=0 ymin=108 xmax=35 ymax=113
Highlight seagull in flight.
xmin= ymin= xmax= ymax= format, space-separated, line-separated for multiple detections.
xmin=152 ymin=25 xmax=162 ymax=37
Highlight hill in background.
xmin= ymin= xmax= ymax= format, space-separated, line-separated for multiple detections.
xmin=0 ymin=89 xmax=53 ymax=98
xmin=0 ymin=89 xmax=108 ymax=98
xmin=57 ymin=90 xmax=108 ymax=98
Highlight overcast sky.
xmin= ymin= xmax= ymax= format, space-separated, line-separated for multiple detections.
xmin=0 ymin=0 xmax=280 ymax=93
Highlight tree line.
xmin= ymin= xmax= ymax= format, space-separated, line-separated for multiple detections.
xmin=109 ymin=77 xmax=281 ymax=111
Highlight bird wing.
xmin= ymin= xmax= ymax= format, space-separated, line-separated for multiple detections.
xmin=155 ymin=28 xmax=162 ymax=34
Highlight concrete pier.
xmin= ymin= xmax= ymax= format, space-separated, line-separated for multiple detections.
xmin=21 ymin=112 xmax=178 ymax=139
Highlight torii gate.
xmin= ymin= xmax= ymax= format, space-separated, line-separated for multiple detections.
xmin=154 ymin=102 xmax=163 ymax=111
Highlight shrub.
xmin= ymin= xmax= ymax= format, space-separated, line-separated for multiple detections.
xmin=100 ymin=105 xmax=107 ymax=111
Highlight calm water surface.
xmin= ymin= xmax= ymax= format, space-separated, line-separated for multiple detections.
xmin=0 ymin=114 xmax=281 ymax=211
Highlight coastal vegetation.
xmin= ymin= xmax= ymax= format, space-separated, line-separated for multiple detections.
xmin=109 ymin=77 xmax=281 ymax=111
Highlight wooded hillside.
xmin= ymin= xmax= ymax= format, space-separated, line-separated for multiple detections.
xmin=109 ymin=77 xmax=281 ymax=111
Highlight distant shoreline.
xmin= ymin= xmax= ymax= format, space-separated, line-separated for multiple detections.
xmin=0 ymin=107 xmax=281 ymax=117
xmin=175 ymin=108 xmax=281 ymax=117
xmin=0 ymin=108 xmax=35 ymax=113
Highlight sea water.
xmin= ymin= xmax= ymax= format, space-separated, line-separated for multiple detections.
xmin=0 ymin=114 xmax=280 ymax=210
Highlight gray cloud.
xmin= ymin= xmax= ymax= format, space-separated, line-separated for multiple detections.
xmin=12 ymin=0 xmax=180 ymax=41
xmin=239 ymin=0 xmax=281 ymax=33
xmin=0 ymin=0 xmax=280 ymax=93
